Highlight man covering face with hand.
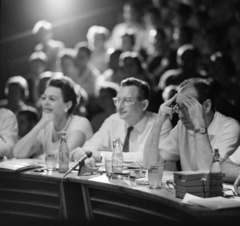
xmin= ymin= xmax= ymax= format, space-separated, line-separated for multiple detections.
xmin=144 ymin=78 xmax=240 ymax=171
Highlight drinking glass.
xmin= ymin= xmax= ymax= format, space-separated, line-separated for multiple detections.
xmin=148 ymin=162 xmax=164 ymax=189
xmin=45 ymin=152 xmax=58 ymax=170
xmin=105 ymin=157 xmax=112 ymax=178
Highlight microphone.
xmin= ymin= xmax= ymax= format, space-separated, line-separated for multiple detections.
xmin=63 ymin=150 xmax=92 ymax=178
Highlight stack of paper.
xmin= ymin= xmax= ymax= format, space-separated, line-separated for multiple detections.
xmin=174 ymin=171 xmax=210 ymax=199
xmin=0 ymin=159 xmax=43 ymax=172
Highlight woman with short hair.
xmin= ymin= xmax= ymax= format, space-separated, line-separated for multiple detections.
xmin=13 ymin=75 xmax=93 ymax=159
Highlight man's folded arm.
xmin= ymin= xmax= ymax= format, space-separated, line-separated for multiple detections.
xmin=221 ymin=158 xmax=240 ymax=183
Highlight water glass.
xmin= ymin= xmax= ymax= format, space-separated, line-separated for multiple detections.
xmin=45 ymin=152 xmax=58 ymax=170
xmin=148 ymin=162 xmax=164 ymax=189
xmin=105 ymin=157 xmax=112 ymax=177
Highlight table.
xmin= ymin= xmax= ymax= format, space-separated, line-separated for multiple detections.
xmin=0 ymin=169 xmax=239 ymax=226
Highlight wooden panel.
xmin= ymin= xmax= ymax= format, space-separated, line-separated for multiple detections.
xmin=0 ymin=172 xmax=63 ymax=221
xmin=87 ymin=185 xmax=195 ymax=225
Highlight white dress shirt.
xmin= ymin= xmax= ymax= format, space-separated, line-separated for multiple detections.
xmin=159 ymin=111 xmax=240 ymax=171
xmin=0 ymin=108 xmax=18 ymax=158
xmin=229 ymin=146 xmax=240 ymax=165
xmin=83 ymin=111 xmax=172 ymax=167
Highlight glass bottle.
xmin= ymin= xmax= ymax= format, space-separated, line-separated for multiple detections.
xmin=209 ymin=149 xmax=223 ymax=197
xmin=59 ymin=131 xmax=69 ymax=173
xmin=111 ymin=137 xmax=123 ymax=179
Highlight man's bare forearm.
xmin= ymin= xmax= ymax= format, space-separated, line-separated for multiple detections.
xmin=143 ymin=117 xmax=165 ymax=168
xmin=195 ymin=133 xmax=214 ymax=170
xmin=221 ymin=158 xmax=240 ymax=183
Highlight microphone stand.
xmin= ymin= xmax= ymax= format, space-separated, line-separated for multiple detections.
xmin=63 ymin=159 xmax=101 ymax=178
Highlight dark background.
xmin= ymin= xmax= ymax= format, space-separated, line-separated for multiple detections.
xmin=1 ymin=0 xmax=145 ymax=99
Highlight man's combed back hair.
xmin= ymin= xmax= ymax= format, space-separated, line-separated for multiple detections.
xmin=121 ymin=77 xmax=150 ymax=101
xmin=179 ymin=78 xmax=215 ymax=110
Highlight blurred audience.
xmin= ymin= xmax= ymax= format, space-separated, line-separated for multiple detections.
xmin=101 ymin=48 xmax=124 ymax=84
xmin=158 ymin=44 xmax=204 ymax=91
xmin=119 ymin=51 xmax=151 ymax=85
xmin=91 ymin=82 xmax=119 ymax=132
xmin=108 ymin=1 xmax=146 ymax=52
xmin=146 ymin=27 xmax=177 ymax=85
xmin=72 ymin=41 xmax=100 ymax=97
xmin=32 ymin=20 xmax=65 ymax=72
xmin=0 ymin=76 xmax=29 ymax=114
xmin=87 ymin=25 xmax=110 ymax=73
xmin=17 ymin=106 xmax=39 ymax=139
xmin=25 ymin=51 xmax=48 ymax=105
xmin=57 ymin=48 xmax=78 ymax=78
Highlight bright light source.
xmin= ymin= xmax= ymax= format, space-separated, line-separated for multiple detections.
xmin=42 ymin=0 xmax=75 ymax=18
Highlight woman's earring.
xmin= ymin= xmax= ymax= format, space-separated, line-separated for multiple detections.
xmin=64 ymin=108 xmax=68 ymax=113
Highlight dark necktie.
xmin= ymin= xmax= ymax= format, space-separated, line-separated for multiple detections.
xmin=122 ymin=126 xmax=134 ymax=152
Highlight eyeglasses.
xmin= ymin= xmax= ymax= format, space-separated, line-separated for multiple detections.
xmin=166 ymin=179 xmax=175 ymax=189
xmin=171 ymin=100 xmax=206 ymax=114
xmin=112 ymin=97 xmax=140 ymax=106
xmin=171 ymin=104 xmax=188 ymax=114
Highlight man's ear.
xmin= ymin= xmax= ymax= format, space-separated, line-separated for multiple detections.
xmin=142 ymin=99 xmax=149 ymax=111
xmin=203 ymin=99 xmax=212 ymax=114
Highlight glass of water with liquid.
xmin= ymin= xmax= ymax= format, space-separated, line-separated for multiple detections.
xmin=148 ymin=162 xmax=164 ymax=189
xmin=45 ymin=152 xmax=58 ymax=171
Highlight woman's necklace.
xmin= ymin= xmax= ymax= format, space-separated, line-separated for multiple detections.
xmin=52 ymin=116 xmax=72 ymax=143
xmin=54 ymin=116 xmax=72 ymax=134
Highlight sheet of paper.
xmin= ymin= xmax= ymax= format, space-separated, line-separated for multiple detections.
xmin=181 ymin=193 xmax=203 ymax=205
xmin=187 ymin=196 xmax=240 ymax=210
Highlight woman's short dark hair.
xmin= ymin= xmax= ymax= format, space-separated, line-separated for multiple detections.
xmin=121 ymin=77 xmax=150 ymax=101
xmin=47 ymin=76 xmax=80 ymax=114
xmin=179 ymin=78 xmax=215 ymax=111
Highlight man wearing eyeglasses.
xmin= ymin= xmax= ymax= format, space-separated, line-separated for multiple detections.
xmin=144 ymin=78 xmax=240 ymax=171
xmin=70 ymin=77 xmax=172 ymax=167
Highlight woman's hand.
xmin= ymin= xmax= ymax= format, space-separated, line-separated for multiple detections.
xmin=40 ymin=112 xmax=55 ymax=126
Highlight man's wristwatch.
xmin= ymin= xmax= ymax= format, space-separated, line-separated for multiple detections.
xmin=194 ymin=126 xmax=207 ymax=134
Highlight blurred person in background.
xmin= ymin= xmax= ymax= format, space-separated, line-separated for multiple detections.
xmin=121 ymin=29 xmax=136 ymax=52
xmin=87 ymin=25 xmax=110 ymax=73
xmin=159 ymin=44 xmax=204 ymax=91
xmin=17 ymin=106 xmax=39 ymax=139
xmin=25 ymin=51 xmax=48 ymax=105
xmin=101 ymin=48 xmax=124 ymax=84
xmin=33 ymin=20 xmax=65 ymax=72
xmin=142 ymin=4 xmax=161 ymax=52
xmin=13 ymin=76 xmax=93 ymax=159
xmin=108 ymin=1 xmax=146 ymax=52
xmin=73 ymin=42 xmax=101 ymax=120
xmin=57 ymin=48 xmax=78 ymax=78
xmin=0 ymin=76 xmax=29 ymax=114
xmin=119 ymin=51 xmax=151 ymax=86
xmin=146 ymin=28 xmax=177 ymax=86
xmin=73 ymin=42 xmax=100 ymax=97
xmin=91 ymin=82 xmax=119 ymax=132
xmin=0 ymin=108 xmax=18 ymax=159
xmin=208 ymin=52 xmax=240 ymax=122
xmin=171 ymin=2 xmax=192 ymax=28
